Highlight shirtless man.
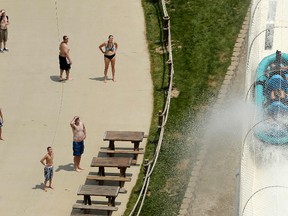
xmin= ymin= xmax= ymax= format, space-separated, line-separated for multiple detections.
xmin=0 ymin=10 xmax=9 ymax=53
xmin=0 ymin=108 xmax=3 ymax=140
xmin=40 ymin=146 xmax=54 ymax=192
xmin=70 ymin=116 xmax=86 ymax=172
xmin=59 ymin=35 xmax=72 ymax=81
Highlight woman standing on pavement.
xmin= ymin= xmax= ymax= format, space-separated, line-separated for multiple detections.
xmin=99 ymin=35 xmax=118 ymax=83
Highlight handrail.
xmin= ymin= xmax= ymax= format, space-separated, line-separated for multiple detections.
xmin=128 ymin=1 xmax=175 ymax=215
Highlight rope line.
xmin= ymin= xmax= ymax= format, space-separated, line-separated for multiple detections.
xmin=54 ymin=0 xmax=60 ymax=42
xmin=51 ymin=0 xmax=65 ymax=146
xmin=22 ymin=2 xmax=63 ymax=213
xmin=128 ymin=1 xmax=174 ymax=214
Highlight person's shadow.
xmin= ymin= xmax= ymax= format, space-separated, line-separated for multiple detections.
xmin=89 ymin=77 xmax=112 ymax=82
xmin=32 ymin=183 xmax=45 ymax=190
xmin=55 ymin=163 xmax=74 ymax=172
xmin=50 ymin=75 xmax=61 ymax=82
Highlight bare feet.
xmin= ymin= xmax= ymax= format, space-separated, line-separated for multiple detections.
xmin=59 ymin=77 xmax=64 ymax=81
xmin=0 ymin=137 xmax=4 ymax=141
xmin=112 ymin=77 xmax=116 ymax=82
xmin=49 ymin=186 xmax=54 ymax=189
xmin=44 ymin=186 xmax=47 ymax=192
xmin=66 ymin=77 xmax=73 ymax=81
xmin=78 ymin=167 xmax=84 ymax=170
xmin=75 ymin=168 xmax=82 ymax=172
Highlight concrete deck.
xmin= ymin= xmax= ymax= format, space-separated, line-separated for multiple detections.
xmin=0 ymin=1 xmax=152 ymax=216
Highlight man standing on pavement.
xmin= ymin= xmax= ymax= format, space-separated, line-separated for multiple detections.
xmin=70 ymin=116 xmax=86 ymax=172
xmin=0 ymin=9 xmax=9 ymax=53
xmin=40 ymin=146 xmax=54 ymax=192
xmin=59 ymin=35 xmax=72 ymax=81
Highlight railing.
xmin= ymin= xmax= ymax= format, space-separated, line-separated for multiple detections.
xmin=128 ymin=0 xmax=175 ymax=215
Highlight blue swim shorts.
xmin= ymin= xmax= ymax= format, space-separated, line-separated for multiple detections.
xmin=44 ymin=166 xmax=53 ymax=181
xmin=73 ymin=140 xmax=84 ymax=156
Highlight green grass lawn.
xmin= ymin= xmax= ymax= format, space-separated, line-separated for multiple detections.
xmin=125 ymin=0 xmax=250 ymax=215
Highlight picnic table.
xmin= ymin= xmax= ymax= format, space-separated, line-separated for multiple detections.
xmin=91 ymin=157 xmax=132 ymax=177
xmin=73 ymin=185 xmax=119 ymax=215
xmin=77 ymin=185 xmax=119 ymax=206
xmin=90 ymin=157 xmax=132 ymax=192
xmin=103 ymin=131 xmax=145 ymax=150
xmin=101 ymin=131 xmax=145 ymax=162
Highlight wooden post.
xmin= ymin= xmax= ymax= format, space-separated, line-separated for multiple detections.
xmin=167 ymin=59 xmax=172 ymax=85
xmin=143 ymin=159 xmax=149 ymax=175
xmin=84 ymin=195 xmax=92 ymax=205
xmin=163 ymin=16 xmax=170 ymax=46
xmin=158 ymin=110 xmax=163 ymax=129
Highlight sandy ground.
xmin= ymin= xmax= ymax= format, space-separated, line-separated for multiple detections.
xmin=0 ymin=1 xmax=152 ymax=216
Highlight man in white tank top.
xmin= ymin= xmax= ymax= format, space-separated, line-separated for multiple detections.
xmin=70 ymin=116 xmax=86 ymax=172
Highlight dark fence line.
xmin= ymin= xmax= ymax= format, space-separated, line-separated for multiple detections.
xmin=128 ymin=0 xmax=175 ymax=215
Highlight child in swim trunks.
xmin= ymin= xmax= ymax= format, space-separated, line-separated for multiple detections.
xmin=40 ymin=146 xmax=54 ymax=192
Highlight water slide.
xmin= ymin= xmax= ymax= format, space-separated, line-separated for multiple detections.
xmin=239 ymin=0 xmax=288 ymax=215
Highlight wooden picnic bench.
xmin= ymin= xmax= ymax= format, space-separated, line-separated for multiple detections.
xmin=72 ymin=204 xmax=118 ymax=216
xmin=87 ymin=174 xmax=131 ymax=184
xmin=101 ymin=131 xmax=145 ymax=162
xmin=73 ymin=185 xmax=120 ymax=216
xmin=90 ymin=157 xmax=132 ymax=191
xmin=99 ymin=149 xmax=144 ymax=164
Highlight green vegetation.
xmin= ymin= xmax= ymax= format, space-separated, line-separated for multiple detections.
xmin=125 ymin=0 xmax=249 ymax=215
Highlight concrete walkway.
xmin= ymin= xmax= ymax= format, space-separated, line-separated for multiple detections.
xmin=0 ymin=1 xmax=152 ymax=216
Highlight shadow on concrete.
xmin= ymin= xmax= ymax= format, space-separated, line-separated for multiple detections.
xmin=50 ymin=75 xmax=61 ymax=82
xmin=89 ymin=77 xmax=113 ymax=82
xmin=55 ymin=163 xmax=74 ymax=172
xmin=32 ymin=183 xmax=44 ymax=190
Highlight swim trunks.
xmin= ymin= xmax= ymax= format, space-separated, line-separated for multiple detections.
xmin=59 ymin=55 xmax=71 ymax=70
xmin=44 ymin=166 xmax=53 ymax=181
xmin=0 ymin=119 xmax=3 ymax=128
xmin=0 ymin=29 xmax=8 ymax=42
xmin=73 ymin=140 xmax=84 ymax=156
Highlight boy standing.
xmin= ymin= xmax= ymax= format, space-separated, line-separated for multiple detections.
xmin=40 ymin=146 xmax=54 ymax=192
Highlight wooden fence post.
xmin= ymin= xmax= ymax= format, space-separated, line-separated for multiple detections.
xmin=158 ymin=110 xmax=163 ymax=129
xmin=167 ymin=59 xmax=172 ymax=85
xmin=143 ymin=159 xmax=149 ymax=175
xmin=163 ymin=16 xmax=170 ymax=46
